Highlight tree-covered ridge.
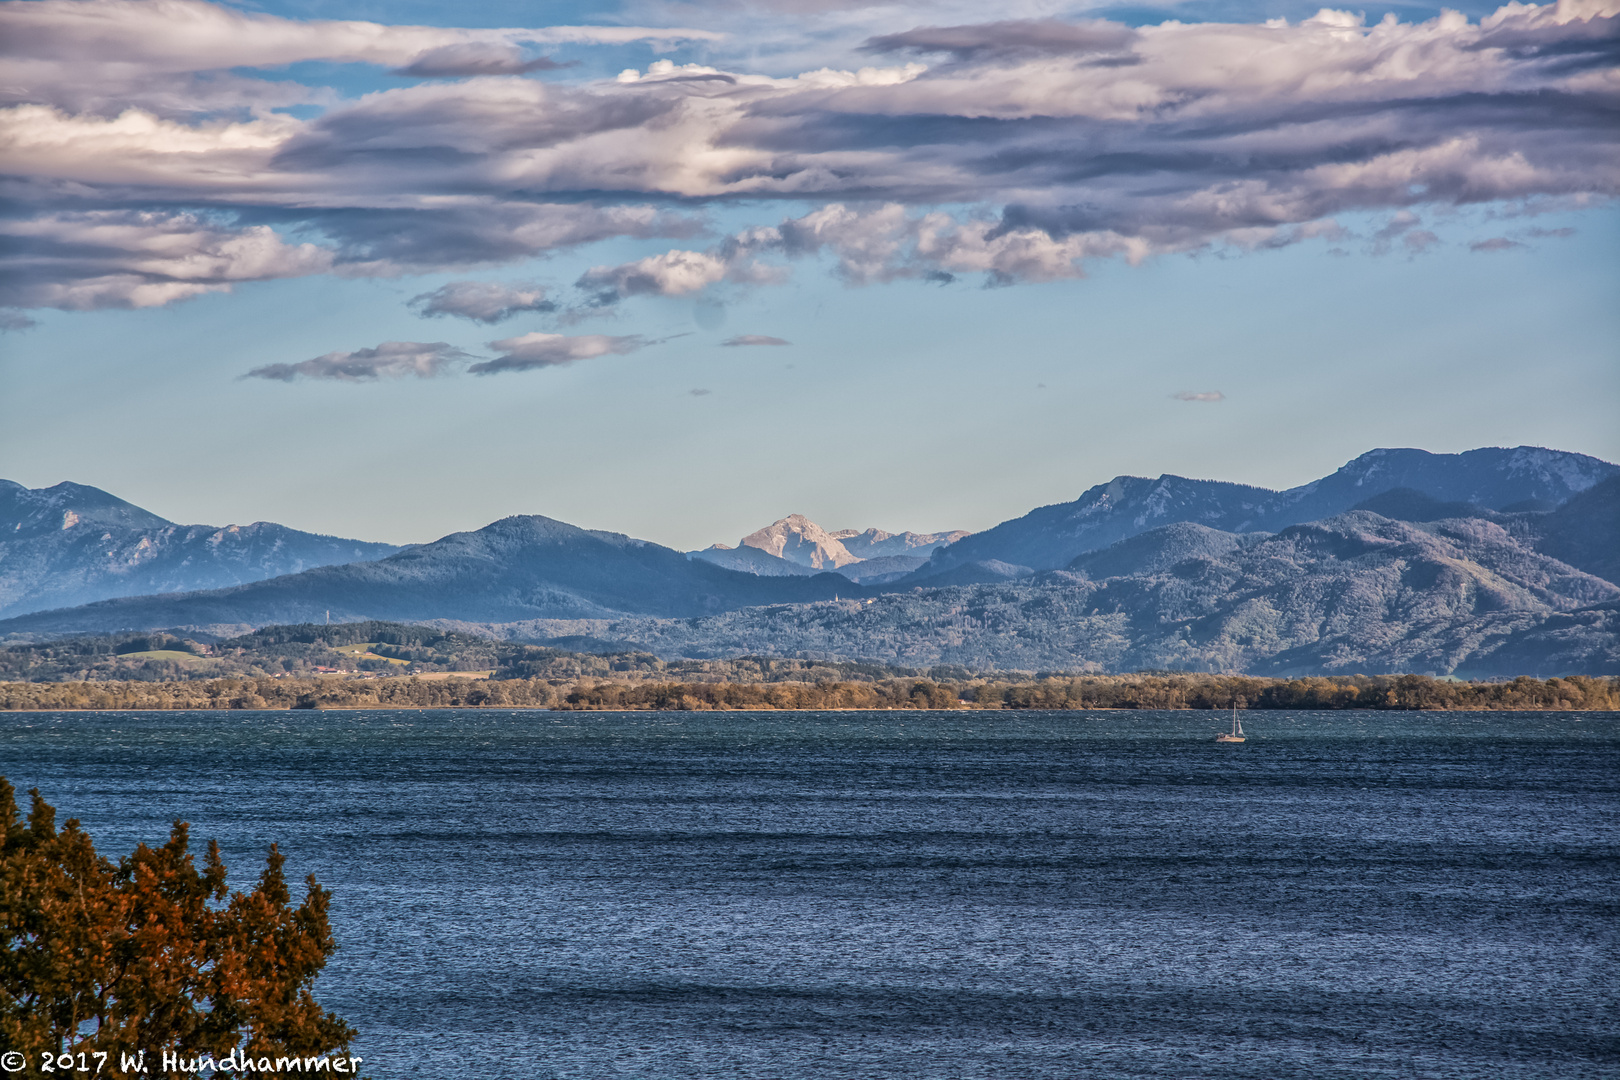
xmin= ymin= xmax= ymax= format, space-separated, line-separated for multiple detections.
xmin=1 ymin=673 xmax=1614 ymax=713
xmin=0 ymin=621 xmax=946 ymax=685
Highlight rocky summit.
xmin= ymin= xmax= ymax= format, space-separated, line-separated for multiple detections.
xmin=691 ymin=516 xmax=970 ymax=583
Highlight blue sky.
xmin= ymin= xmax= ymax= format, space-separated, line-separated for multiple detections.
xmin=2 ymin=0 xmax=1616 ymax=549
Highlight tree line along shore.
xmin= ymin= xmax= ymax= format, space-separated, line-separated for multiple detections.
xmin=1 ymin=673 xmax=1615 ymax=712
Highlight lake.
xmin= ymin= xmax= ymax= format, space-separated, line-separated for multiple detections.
xmin=5 ymin=709 xmax=1616 ymax=1079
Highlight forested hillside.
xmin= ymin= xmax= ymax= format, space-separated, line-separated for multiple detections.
xmin=452 ymin=513 xmax=1620 ymax=677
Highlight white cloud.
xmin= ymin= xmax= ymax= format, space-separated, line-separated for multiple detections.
xmin=579 ymin=249 xmax=735 ymax=298
xmin=0 ymin=211 xmax=334 ymax=310
xmin=471 ymin=332 xmax=647 ymax=374
xmin=409 ymin=281 xmax=554 ymax=322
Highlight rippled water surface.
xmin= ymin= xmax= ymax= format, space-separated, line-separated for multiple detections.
xmin=6 ymin=709 xmax=1617 ymax=1079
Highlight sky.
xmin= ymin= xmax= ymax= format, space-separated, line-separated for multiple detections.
xmin=1 ymin=0 xmax=1616 ymax=550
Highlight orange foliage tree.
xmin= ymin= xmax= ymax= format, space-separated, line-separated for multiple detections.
xmin=0 ymin=778 xmax=355 ymax=1068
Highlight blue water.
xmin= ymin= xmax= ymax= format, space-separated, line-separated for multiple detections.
xmin=5 ymin=710 xmax=1617 ymax=1079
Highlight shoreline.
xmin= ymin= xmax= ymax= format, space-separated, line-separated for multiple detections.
xmin=4 ymin=673 xmax=1614 ymax=713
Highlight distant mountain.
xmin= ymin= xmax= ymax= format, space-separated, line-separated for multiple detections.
xmin=0 ymin=480 xmax=400 ymax=619
xmin=1510 ymin=475 xmax=1620 ymax=586
xmin=687 ymin=544 xmax=818 ymax=578
xmin=0 ymin=514 xmax=858 ymax=637
xmin=1339 ymin=478 xmax=1620 ymax=588
xmin=691 ymin=543 xmax=926 ymax=585
xmin=831 ymin=527 xmax=970 ymax=559
xmin=833 ymin=554 xmax=929 ymax=584
xmin=477 ymin=512 xmax=1618 ymax=677
xmin=1348 ymin=488 xmax=1502 ymax=524
xmin=914 ymin=446 xmax=1618 ymax=578
xmin=691 ymin=515 xmax=968 ymax=581
xmin=733 ymin=514 xmax=860 ymax=568
xmin=1271 ymin=445 xmax=1616 ymax=519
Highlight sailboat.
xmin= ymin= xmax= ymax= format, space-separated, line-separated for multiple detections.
xmin=1216 ymin=702 xmax=1246 ymax=743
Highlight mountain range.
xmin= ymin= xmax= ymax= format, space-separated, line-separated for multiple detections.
xmin=0 ymin=480 xmax=399 ymax=620
xmin=2 ymin=446 xmax=1615 ymax=676
xmin=911 ymin=445 xmax=1616 ymax=579
xmin=460 ymin=510 xmax=1613 ymax=677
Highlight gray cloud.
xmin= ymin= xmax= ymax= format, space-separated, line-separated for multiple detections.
xmin=1403 ymin=230 xmax=1442 ymax=255
xmin=469 ymin=332 xmax=647 ymax=374
xmin=3 ymin=0 xmax=1617 ymax=312
xmin=1 ymin=2 xmax=718 ymax=70
xmin=392 ymin=44 xmax=571 ymax=78
xmin=689 ymin=387 xmax=712 ymax=396
xmin=863 ymin=19 xmax=1136 ymax=59
xmin=409 ymin=280 xmax=555 ymax=322
xmin=266 ymin=201 xmax=704 ymax=285
xmin=721 ymin=334 xmax=791 ymax=346
xmin=1470 ymin=237 xmax=1526 ymax=252
xmin=242 ymin=341 xmax=473 ymax=382
xmin=1172 ymin=391 xmax=1225 ymax=402
xmin=1368 ymin=212 xmax=1442 ymax=257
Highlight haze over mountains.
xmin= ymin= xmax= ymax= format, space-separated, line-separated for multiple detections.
xmin=3 ymin=447 xmax=1615 ymax=676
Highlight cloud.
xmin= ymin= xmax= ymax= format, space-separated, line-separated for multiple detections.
xmin=577 ymin=241 xmax=788 ymax=303
xmin=2 ymin=1 xmax=719 ymax=75
xmin=689 ymin=387 xmax=712 ymax=396
xmin=1404 ymin=230 xmax=1442 ymax=255
xmin=1172 ymin=390 xmax=1225 ymax=402
xmin=315 ymin=204 xmax=699 ymax=278
xmin=1369 ymin=211 xmax=1440 ymax=257
xmin=722 ymin=335 xmax=791 ymax=346
xmin=3 ymin=0 xmax=1618 ymax=312
xmin=0 ymin=211 xmax=334 ymax=310
xmin=588 ymin=204 xmax=1140 ymax=294
xmin=578 ymin=250 xmax=734 ymax=300
xmin=1469 ymin=237 xmax=1526 ymax=252
xmin=470 ymin=332 xmax=646 ymax=374
xmin=391 ymin=44 xmax=571 ymax=78
xmin=243 ymin=341 xmax=472 ymax=382
xmin=0 ymin=310 xmax=36 ymax=331
xmin=409 ymin=281 xmax=555 ymax=323
xmin=863 ymin=19 xmax=1137 ymax=60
